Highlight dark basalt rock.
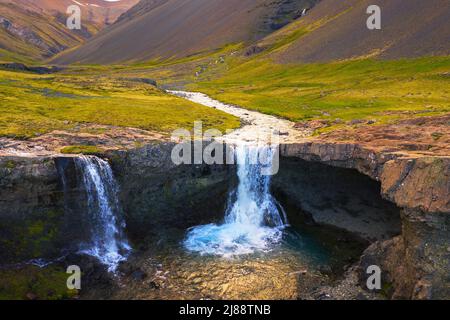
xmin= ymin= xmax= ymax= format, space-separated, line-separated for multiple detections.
xmin=107 ymin=142 xmax=237 ymax=242
xmin=122 ymin=77 xmax=158 ymax=87
xmin=0 ymin=62 xmax=63 ymax=74
xmin=0 ymin=142 xmax=236 ymax=264
xmin=260 ymin=0 xmax=318 ymax=33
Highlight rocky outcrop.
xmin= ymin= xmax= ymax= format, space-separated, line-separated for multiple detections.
xmin=0 ymin=156 xmax=67 ymax=263
xmin=0 ymin=16 xmax=65 ymax=55
xmin=107 ymin=142 xmax=236 ymax=241
xmin=0 ymin=63 xmax=63 ymax=74
xmin=281 ymin=142 xmax=450 ymax=299
xmin=260 ymin=0 xmax=317 ymax=32
xmin=0 ymin=141 xmax=235 ymax=264
xmin=272 ymin=157 xmax=401 ymax=242
xmin=1 ymin=136 xmax=448 ymax=299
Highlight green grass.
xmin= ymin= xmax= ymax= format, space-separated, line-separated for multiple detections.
xmin=190 ymin=56 xmax=450 ymax=132
xmin=0 ymin=70 xmax=240 ymax=139
xmin=2 ymin=44 xmax=447 ymax=140
xmin=60 ymin=145 xmax=104 ymax=155
xmin=0 ymin=49 xmax=37 ymax=65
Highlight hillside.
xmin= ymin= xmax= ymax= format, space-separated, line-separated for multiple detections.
xmin=53 ymin=0 xmax=318 ymax=64
xmin=174 ymin=1 xmax=450 ymax=135
xmin=8 ymin=0 xmax=140 ymax=26
xmin=0 ymin=0 xmax=138 ymax=61
xmin=257 ymin=0 xmax=450 ymax=63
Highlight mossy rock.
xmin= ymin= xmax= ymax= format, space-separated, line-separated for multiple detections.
xmin=4 ymin=160 xmax=16 ymax=169
xmin=0 ymin=265 xmax=78 ymax=300
xmin=0 ymin=209 xmax=65 ymax=263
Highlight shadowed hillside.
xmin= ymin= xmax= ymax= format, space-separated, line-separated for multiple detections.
xmin=53 ymin=0 xmax=318 ymax=64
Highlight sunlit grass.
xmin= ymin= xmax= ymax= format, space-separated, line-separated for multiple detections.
xmin=0 ymin=70 xmax=240 ymax=139
xmin=189 ymin=57 xmax=450 ymax=132
xmin=59 ymin=145 xmax=104 ymax=155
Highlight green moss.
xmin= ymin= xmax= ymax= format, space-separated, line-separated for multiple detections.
xmin=380 ymin=281 xmax=394 ymax=298
xmin=27 ymin=221 xmax=45 ymax=236
xmin=0 ymin=210 xmax=64 ymax=262
xmin=132 ymin=141 xmax=144 ymax=149
xmin=5 ymin=160 xmax=16 ymax=169
xmin=0 ymin=265 xmax=78 ymax=300
xmin=60 ymin=145 xmax=104 ymax=155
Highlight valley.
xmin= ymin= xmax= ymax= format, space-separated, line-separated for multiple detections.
xmin=0 ymin=0 xmax=449 ymax=301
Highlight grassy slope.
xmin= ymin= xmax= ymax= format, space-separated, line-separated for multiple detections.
xmin=0 ymin=48 xmax=36 ymax=64
xmin=189 ymin=56 xmax=450 ymax=133
xmin=0 ymin=69 xmax=240 ymax=139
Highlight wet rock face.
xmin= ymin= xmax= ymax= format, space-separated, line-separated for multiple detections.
xmin=108 ymin=142 xmax=236 ymax=241
xmin=272 ymin=157 xmax=401 ymax=242
xmin=0 ymin=157 xmax=67 ymax=264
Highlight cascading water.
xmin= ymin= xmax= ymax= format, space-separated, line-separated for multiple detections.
xmin=184 ymin=144 xmax=288 ymax=257
xmin=75 ymin=156 xmax=131 ymax=272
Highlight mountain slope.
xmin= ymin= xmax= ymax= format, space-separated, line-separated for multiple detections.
xmin=53 ymin=0 xmax=317 ymax=64
xmin=0 ymin=0 xmax=139 ymax=61
xmin=258 ymin=0 xmax=450 ymax=63
xmin=3 ymin=0 xmax=140 ymax=27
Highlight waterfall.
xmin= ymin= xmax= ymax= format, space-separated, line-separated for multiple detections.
xmin=75 ymin=156 xmax=131 ymax=272
xmin=184 ymin=144 xmax=288 ymax=257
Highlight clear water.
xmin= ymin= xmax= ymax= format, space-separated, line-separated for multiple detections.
xmin=184 ymin=145 xmax=288 ymax=257
xmin=110 ymin=222 xmax=367 ymax=300
xmin=75 ymin=156 xmax=131 ymax=272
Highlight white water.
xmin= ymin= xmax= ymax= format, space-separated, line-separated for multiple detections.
xmin=75 ymin=156 xmax=131 ymax=272
xmin=168 ymin=90 xmax=311 ymax=144
xmin=184 ymin=144 xmax=288 ymax=257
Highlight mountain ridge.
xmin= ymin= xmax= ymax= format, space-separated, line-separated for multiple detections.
xmin=53 ymin=0 xmax=450 ymax=65
xmin=53 ymin=0 xmax=318 ymax=64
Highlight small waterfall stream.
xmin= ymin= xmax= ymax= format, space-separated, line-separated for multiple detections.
xmin=75 ymin=156 xmax=131 ymax=272
xmin=184 ymin=144 xmax=288 ymax=256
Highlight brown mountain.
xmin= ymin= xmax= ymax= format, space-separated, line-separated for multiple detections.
xmin=53 ymin=0 xmax=317 ymax=64
xmin=261 ymin=0 xmax=450 ymax=63
xmin=0 ymin=0 xmax=139 ymax=61
xmin=4 ymin=0 xmax=140 ymax=27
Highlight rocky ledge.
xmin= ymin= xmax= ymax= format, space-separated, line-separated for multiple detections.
xmin=0 ymin=142 xmax=235 ymax=264
xmin=280 ymin=118 xmax=449 ymax=299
